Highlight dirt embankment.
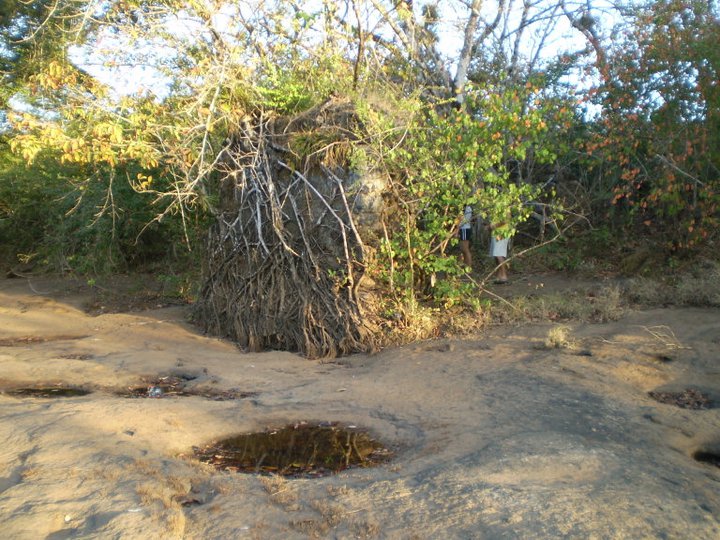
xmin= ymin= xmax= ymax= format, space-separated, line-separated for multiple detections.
xmin=0 ymin=275 xmax=719 ymax=539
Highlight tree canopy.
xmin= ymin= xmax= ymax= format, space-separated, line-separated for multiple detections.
xmin=1 ymin=0 xmax=718 ymax=283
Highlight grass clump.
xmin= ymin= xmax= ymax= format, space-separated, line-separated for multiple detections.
xmin=544 ymin=325 xmax=575 ymax=349
xmin=675 ymin=261 xmax=720 ymax=306
xmin=625 ymin=259 xmax=720 ymax=308
xmin=493 ymin=285 xmax=625 ymax=324
xmin=260 ymin=475 xmax=299 ymax=511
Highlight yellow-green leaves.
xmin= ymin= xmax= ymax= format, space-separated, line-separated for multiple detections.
xmin=369 ymin=81 xmax=564 ymax=303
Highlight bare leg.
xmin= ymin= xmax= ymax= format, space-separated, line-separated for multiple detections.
xmin=495 ymin=256 xmax=508 ymax=282
xmin=460 ymin=239 xmax=472 ymax=267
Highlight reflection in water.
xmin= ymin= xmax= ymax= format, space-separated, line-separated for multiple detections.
xmin=194 ymin=423 xmax=391 ymax=478
xmin=5 ymin=387 xmax=91 ymax=398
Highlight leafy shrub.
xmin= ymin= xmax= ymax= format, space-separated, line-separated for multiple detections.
xmin=0 ymin=140 xmax=208 ymax=273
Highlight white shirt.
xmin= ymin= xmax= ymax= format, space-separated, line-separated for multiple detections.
xmin=460 ymin=205 xmax=472 ymax=230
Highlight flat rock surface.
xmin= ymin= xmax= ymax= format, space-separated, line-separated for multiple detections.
xmin=0 ymin=275 xmax=719 ymax=539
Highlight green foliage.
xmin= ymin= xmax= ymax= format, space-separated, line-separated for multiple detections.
xmin=0 ymin=137 xmax=209 ymax=273
xmin=257 ymin=79 xmax=314 ymax=114
xmin=257 ymin=53 xmax=351 ymax=114
xmin=1 ymin=1 xmax=356 ymax=277
xmin=581 ymin=0 xmax=720 ymax=249
xmin=0 ymin=139 xmax=66 ymax=264
xmin=365 ymin=82 xmax=564 ymax=304
xmin=7 ymin=0 xmax=715 ymax=312
xmin=531 ymin=240 xmax=584 ymax=273
xmin=0 ymin=1 xmax=72 ymax=109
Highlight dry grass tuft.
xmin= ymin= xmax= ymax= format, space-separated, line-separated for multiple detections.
xmin=310 ymin=499 xmax=346 ymax=527
xmin=675 ymin=263 xmax=720 ymax=306
xmin=136 ymin=482 xmax=175 ymax=510
xmin=131 ymin=461 xmax=193 ymax=538
xmin=290 ymin=518 xmax=331 ymax=538
xmin=259 ymin=474 xmax=285 ymax=494
xmin=640 ymin=325 xmax=690 ymax=350
xmin=495 ymin=285 xmax=625 ymax=324
xmin=135 ymin=482 xmax=187 ymax=536
xmin=286 ymin=496 xmax=352 ymax=536
xmin=624 ymin=277 xmax=668 ymax=305
xmin=544 ymin=325 xmax=575 ymax=349
xmin=625 ymin=260 xmax=720 ymax=308
xmin=380 ymin=296 xmax=443 ymax=346
xmin=326 ymin=484 xmax=350 ymax=497
xmin=130 ymin=458 xmax=164 ymax=480
xmin=260 ymin=475 xmax=299 ymax=510
xmin=165 ymin=509 xmax=186 ymax=537
xmin=351 ymin=518 xmax=381 ymax=539
xmin=165 ymin=475 xmax=189 ymax=494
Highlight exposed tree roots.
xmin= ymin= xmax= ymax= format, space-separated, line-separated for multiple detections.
xmin=194 ymin=106 xmax=379 ymax=359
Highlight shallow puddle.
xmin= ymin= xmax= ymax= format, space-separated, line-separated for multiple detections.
xmin=0 ymin=335 xmax=88 ymax=347
xmin=4 ymin=387 xmax=92 ymax=398
xmin=648 ymin=388 xmax=713 ymax=409
xmin=116 ymin=376 xmax=256 ymax=401
xmin=693 ymin=450 xmax=720 ymax=468
xmin=194 ymin=423 xmax=391 ymax=478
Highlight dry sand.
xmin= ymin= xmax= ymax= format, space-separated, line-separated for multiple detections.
xmin=0 ymin=275 xmax=719 ymax=539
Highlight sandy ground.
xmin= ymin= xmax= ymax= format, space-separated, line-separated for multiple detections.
xmin=1 ymin=275 xmax=719 ymax=539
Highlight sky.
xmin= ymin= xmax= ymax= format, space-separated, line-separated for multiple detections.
xmin=66 ymin=1 xmax=620 ymax=101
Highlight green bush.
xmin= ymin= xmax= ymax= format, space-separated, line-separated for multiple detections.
xmin=0 ymin=140 xmax=208 ymax=274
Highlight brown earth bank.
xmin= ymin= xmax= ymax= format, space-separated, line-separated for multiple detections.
xmin=0 ymin=274 xmax=719 ymax=539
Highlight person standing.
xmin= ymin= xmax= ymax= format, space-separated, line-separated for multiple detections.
xmin=459 ymin=204 xmax=473 ymax=268
xmin=490 ymin=233 xmax=509 ymax=283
